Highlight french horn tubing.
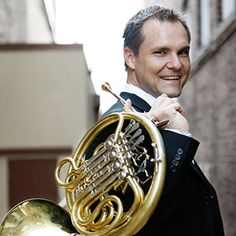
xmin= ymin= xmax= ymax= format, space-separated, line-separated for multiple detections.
xmin=0 ymin=82 xmax=167 ymax=236
xmin=55 ymin=82 xmax=167 ymax=235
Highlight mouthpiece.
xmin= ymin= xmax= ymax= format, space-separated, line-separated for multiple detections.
xmin=101 ymin=82 xmax=112 ymax=93
xmin=101 ymin=82 xmax=127 ymax=106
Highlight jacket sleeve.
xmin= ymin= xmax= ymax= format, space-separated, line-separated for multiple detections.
xmin=100 ymin=102 xmax=123 ymax=118
xmin=140 ymin=129 xmax=200 ymax=232
xmin=161 ymin=129 xmax=200 ymax=178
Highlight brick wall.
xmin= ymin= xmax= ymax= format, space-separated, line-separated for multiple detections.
xmin=180 ymin=29 xmax=236 ymax=236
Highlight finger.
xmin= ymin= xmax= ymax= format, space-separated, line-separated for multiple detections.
xmin=158 ymin=95 xmax=177 ymax=108
xmin=123 ymin=99 xmax=133 ymax=112
xmin=160 ymin=93 xmax=168 ymax=97
xmin=171 ymin=102 xmax=185 ymax=115
xmin=152 ymin=93 xmax=169 ymax=107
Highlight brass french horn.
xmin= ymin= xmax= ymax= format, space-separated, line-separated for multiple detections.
xmin=0 ymin=83 xmax=167 ymax=236
xmin=0 ymin=198 xmax=78 ymax=236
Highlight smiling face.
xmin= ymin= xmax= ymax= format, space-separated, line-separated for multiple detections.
xmin=124 ymin=19 xmax=191 ymax=98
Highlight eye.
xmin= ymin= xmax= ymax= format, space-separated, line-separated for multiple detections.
xmin=154 ymin=50 xmax=167 ymax=56
xmin=178 ymin=48 xmax=190 ymax=56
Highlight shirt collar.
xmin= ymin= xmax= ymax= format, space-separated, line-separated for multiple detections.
xmin=123 ymin=84 xmax=156 ymax=107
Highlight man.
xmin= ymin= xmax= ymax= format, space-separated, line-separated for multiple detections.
xmin=102 ymin=5 xmax=224 ymax=236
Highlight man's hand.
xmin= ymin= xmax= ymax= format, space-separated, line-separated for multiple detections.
xmin=123 ymin=95 xmax=189 ymax=134
xmin=147 ymin=94 xmax=189 ymax=134
xmin=123 ymin=99 xmax=133 ymax=112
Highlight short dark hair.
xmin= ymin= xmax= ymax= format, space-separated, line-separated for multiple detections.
xmin=123 ymin=5 xmax=191 ymax=69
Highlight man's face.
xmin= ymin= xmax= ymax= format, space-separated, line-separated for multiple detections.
xmin=128 ymin=19 xmax=191 ymax=98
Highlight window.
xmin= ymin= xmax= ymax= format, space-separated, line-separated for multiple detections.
xmin=196 ymin=0 xmax=202 ymax=47
xmin=196 ymin=0 xmax=211 ymax=48
xmin=200 ymin=0 xmax=211 ymax=47
xmin=222 ymin=0 xmax=235 ymax=20
xmin=216 ymin=0 xmax=223 ymax=23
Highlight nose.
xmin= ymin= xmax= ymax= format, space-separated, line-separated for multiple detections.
xmin=166 ymin=54 xmax=182 ymax=70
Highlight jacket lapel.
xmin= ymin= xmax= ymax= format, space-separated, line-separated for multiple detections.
xmin=120 ymin=92 xmax=151 ymax=112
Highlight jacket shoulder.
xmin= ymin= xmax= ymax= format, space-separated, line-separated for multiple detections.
xmin=100 ymin=102 xmax=124 ymax=118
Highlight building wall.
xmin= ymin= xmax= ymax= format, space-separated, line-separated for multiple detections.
xmin=145 ymin=1 xmax=236 ymax=235
xmin=0 ymin=0 xmax=53 ymax=43
xmin=0 ymin=43 xmax=97 ymax=220
xmin=0 ymin=0 xmax=98 ymax=222
xmin=26 ymin=0 xmax=54 ymax=43
xmin=0 ymin=158 xmax=8 ymax=217
xmin=181 ymin=22 xmax=236 ymax=236
xmin=144 ymin=0 xmax=184 ymax=9
xmin=0 ymin=45 xmax=93 ymax=148
xmin=180 ymin=1 xmax=236 ymax=236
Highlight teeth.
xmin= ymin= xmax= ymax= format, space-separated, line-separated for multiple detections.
xmin=160 ymin=76 xmax=180 ymax=80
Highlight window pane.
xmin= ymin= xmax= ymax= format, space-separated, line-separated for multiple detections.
xmin=201 ymin=0 xmax=211 ymax=46
xmin=223 ymin=0 xmax=235 ymax=19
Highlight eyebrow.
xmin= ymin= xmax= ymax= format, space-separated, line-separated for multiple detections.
xmin=152 ymin=45 xmax=190 ymax=51
xmin=179 ymin=46 xmax=190 ymax=51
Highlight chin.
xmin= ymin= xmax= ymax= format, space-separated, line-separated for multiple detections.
xmin=169 ymin=94 xmax=180 ymax=98
xmin=165 ymin=91 xmax=181 ymax=98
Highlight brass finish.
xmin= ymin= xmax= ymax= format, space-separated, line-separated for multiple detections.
xmin=0 ymin=198 xmax=77 ymax=236
xmin=102 ymin=82 xmax=129 ymax=108
xmin=0 ymin=82 xmax=166 ymax=236
xmin=55 ymin=112 xmax=166 ymax=235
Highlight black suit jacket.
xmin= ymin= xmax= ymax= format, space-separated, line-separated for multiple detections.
xmin=102 ymin=92 xmax=225 ymax=236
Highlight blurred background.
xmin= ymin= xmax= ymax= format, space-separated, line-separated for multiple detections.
xmin=0 ymin=0 xmax=235 ymax=235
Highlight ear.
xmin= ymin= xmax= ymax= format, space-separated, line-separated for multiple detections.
xmin=124 ymin=47 xmax=135 ymax=70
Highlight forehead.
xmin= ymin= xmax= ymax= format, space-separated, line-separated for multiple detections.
xmin=141 ymin=19 xmax=189 ymax=46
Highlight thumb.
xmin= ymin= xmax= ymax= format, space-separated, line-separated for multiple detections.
xmin=123 ymin=99 xmax=133 ymax=112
